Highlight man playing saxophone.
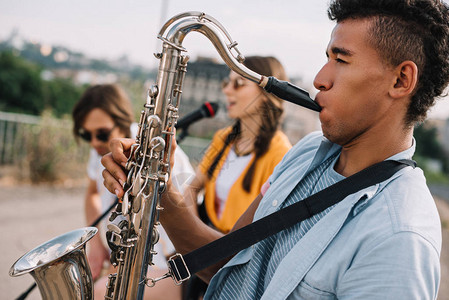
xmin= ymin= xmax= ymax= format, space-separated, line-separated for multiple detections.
xmin=102 ymin=0 xmax=449 ymax=299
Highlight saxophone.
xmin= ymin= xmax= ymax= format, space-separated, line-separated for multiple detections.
xmin=9 ymin=11 xmax=320 ymax=300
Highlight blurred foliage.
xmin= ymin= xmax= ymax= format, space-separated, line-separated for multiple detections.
xmin=414 ymin=122 xmax=449 ymax=184
xmin=414 ymin=123 xmax=449 ymax=173
xmin=23 ymin=110 xmax=89 ymax=183
xmin=0 ymin=51 xmax=85 ymax=117
xmin=0 ymin=49 xmax=146 ymax=183
xmin=90 ymin=58 xmax=115 ymax=72
xmin=42 ymin=77 xmax=86 ymax=117
xmin=0 ymin=51 xmax=44 ymax=115
xmin=414 ymin=155 xmax=449 ymax=184
xmin=425 ymin=172 xmax=449 ymax=184
xmin=0 ymin=48 xmax=153 ymax=120
xmin=116 ymin=76 xmax=151 ymax=119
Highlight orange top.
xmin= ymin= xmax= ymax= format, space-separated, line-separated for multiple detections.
xmin=199 ymin=127 xmax=291 ymax=233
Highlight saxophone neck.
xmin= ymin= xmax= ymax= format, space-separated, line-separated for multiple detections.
xmin=157 ymin=12 xmax=321 ymax=112
xmin=158 ymin=11 xmax=263 ymax=84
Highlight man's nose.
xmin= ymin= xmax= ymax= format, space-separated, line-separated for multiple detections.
xmin=313 ymin=63 xmax=333 ymax=91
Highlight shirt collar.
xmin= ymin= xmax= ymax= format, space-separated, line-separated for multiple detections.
xmin=386 ymin=137 xmax=416 ymax=161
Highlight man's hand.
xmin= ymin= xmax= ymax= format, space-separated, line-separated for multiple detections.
xmin=101 ymin=135 xmax=178 ymax=197
xmin=101 ymin=138 xmax=135 ymax=197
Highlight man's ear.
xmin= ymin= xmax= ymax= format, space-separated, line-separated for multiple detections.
xmin=389 ymin=61 xmax=418 ymax=99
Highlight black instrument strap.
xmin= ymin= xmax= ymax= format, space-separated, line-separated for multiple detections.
xmin=168 ymin=159 xmax=416 ymax=282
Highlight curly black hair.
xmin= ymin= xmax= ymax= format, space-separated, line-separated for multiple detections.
xmin=328 ymin=0 xmax=449 ymax=126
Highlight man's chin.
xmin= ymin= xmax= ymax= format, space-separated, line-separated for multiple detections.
xmin=322 ymin=130 xmax=344 ymax=146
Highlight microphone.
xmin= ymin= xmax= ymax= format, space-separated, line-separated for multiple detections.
xmin=176 ymin=101 xmax=219 ymax=130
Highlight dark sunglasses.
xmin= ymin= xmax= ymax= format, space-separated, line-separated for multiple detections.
xmin=221 ymin=77 xmax=246 ymax=90
xmin=78 ymin=126 xmax=116 ymax=143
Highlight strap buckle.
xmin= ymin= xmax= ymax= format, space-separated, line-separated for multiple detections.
xmin=167 ymin=253 xmax=191 ymax=285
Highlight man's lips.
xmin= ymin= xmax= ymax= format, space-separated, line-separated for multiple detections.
xmin=314 ymin=97 xmax=324 ymax=110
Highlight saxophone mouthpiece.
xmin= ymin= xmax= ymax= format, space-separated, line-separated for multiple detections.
xmin=262 ymin=76 xmax=322 ymax=112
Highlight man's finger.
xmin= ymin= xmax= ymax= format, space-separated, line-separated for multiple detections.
xmin=102 ymin=167 xmax=124 ymax=198
xmin=101 ymin=152 xmax=127 ymax=196
xmin=109 ymin=138 xmax=135 ymax=168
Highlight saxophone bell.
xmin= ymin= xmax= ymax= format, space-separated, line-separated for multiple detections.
xmin=9 ymin=227 xmax=97 ymax=300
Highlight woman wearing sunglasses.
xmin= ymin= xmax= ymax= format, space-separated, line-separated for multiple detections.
xmin=188 ymin=56 xmax=292 ymax=234
xmin=72 ymin=84 xmax=192 ymax=300
xmin=183 ymin=56 xmax=292 ymax=298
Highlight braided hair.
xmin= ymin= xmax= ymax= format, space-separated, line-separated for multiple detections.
xmin=207 ymin=56 xmax=288 ymax=192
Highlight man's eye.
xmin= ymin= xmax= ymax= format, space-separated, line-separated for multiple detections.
xmin=336 ymin=58 xmax=347 ymax=64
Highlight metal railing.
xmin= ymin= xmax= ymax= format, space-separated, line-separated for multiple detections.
xmin=0 ymin=111 xmax=41 ymax=165
xmin=0 ymin=111 xmax=211 ymax=167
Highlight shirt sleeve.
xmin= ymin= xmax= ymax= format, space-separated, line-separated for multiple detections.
xmin=171 ymin=147 xmax=195 ymax=194
xmin=337 ymin=232 xmax=440 ymax=299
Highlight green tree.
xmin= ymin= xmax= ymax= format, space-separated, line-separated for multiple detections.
xmin=414 ymin=123 xmax=449 ymax=174
xmin=42 ymin=78 xmax=85 ymax=117
xmin=0 ymin=51 xmax=85 ymax=116
xmin=0 ymin=51 xmax=44 ymax=114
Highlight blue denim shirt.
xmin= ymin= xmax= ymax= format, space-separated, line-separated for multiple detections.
xmin=205 ymin=132 xmax=441 ymax=300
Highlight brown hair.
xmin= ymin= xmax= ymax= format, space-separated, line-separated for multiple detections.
xmin=207 ymin=56 xmax=288 ymax=192
xmin=72 ymin=84 xmax=134 ymax=140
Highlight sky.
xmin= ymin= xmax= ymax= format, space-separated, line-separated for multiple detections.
xmin=1 ymin=0 xmax=448 ymax=119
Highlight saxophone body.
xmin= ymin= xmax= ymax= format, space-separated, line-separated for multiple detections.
xmin=10 ymin=11 xmax=320 ymax=300
xmin=104 ymin=12 xmax=272 ymax=299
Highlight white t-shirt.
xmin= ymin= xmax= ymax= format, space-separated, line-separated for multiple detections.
xmin=87 ymin=123 xmax=195 ymax=269
xmin=214 ymin=147 xmax=253 ymax=219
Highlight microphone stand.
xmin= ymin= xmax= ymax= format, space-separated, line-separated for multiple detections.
xmin=176 ymin=126 xmax=189 ymax=144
